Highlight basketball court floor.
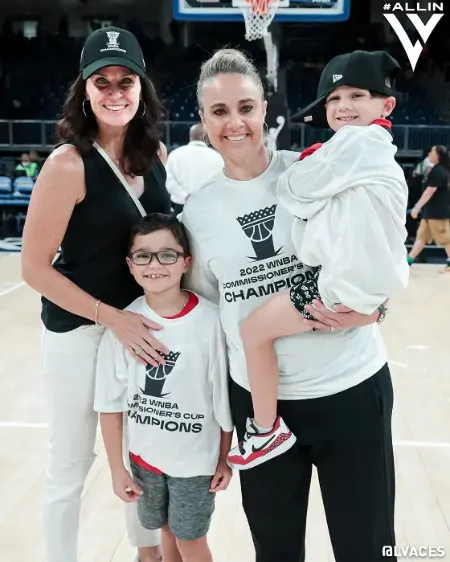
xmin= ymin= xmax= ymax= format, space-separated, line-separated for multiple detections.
xmin=1 ymin=251 xmax=449 ymax=561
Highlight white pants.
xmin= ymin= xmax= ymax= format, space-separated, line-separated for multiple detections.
xmin=41 ymin=324 xmax=160 ymax=562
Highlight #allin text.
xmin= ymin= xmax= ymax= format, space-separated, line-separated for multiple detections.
xmin=383 ymin=2 xmax=443 ymax=11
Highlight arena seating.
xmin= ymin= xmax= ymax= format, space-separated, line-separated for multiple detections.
xmin=0 ymin=32 xmax=445 ymax=128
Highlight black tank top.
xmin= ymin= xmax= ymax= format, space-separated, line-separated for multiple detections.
xmin=41 ymin=147 xmax=171 ymax=332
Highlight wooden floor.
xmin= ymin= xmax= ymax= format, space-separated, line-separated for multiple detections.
xmin=1 ymin=252 xmax=450 ymax=562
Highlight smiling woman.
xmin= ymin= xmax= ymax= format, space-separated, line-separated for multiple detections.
xmin=181 ymin=48 xmax=403 ymax=562
xmin=20 ymin=26 xmax=170 ymax=562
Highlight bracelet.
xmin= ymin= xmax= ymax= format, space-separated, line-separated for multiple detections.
xmin=94 ymin=299 xmax=101 ymax=325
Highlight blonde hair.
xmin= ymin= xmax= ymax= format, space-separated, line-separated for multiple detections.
xmin=197 ymin=49 xmax=264 ymax=110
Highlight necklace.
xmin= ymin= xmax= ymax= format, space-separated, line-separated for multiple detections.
xmin=109 ymin=152 xmax=121 ymax=169
xmin=179 ymin=291 xmax=190 ymax=312
xmin=103 ymin=147 xmax=135 ymax=179
xmin=165 ymin=291 xmax=190 ymax=317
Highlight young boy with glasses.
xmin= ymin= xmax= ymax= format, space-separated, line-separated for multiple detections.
xmin=94 ymin=213 xmax=233 ymax=562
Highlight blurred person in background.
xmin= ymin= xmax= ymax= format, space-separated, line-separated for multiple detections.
xmin=29 ymin=150 xmax=41 ymax=177
xmin=165 ymin=123 xmax=223 ymax=215
xmin=15 ymin=152 xmax=34 ymax=177
xmin=408 ymin=145 xmax=450 ymax=273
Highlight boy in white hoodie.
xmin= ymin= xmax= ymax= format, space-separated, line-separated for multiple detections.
xmin=227 ymin=50 xmax=409 ymax=471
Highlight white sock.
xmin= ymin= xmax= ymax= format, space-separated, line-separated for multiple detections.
xmin=253 ymin=421 xmax=273 ymax=434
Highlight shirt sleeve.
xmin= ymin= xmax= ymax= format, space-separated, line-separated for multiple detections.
xmin=277 ymin=124 xmax=404 ymax=219
xmin=316 ymin=184 xmax=410 ymax=314
xmin=94 ymin=329 xmax=129 ymax=413
xmin=208 ymin=314 xmax=234 ymax=433
xmin=181 ymin=202 xmax=220 ymax=304
xmin=426 ymin=166 xmax=448 ymax=190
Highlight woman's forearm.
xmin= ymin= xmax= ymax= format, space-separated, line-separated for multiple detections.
xmin=414 ymin=186 xmax=437 ymax=211
xmin=22 ymin=264 xmax=119 ymax=327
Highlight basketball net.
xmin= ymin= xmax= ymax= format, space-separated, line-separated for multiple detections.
xmin=239 ymin=0 xmax=282 ymax=41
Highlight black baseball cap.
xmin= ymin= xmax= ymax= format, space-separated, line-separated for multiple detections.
xmin=80 ymin=26 xmax=146 ymax=80
xmin=292 ymin=50 xmax=402 ymax=128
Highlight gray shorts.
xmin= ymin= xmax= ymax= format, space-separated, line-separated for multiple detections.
xmin=130 ymin=460 xmax=215 ymax=541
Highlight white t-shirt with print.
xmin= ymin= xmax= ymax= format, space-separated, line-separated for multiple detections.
xmin=181 ymin=150 xmax=388 ymax=400
xmin=94 ymin=292 xmax=233 ymax=478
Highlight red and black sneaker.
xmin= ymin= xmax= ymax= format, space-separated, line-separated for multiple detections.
xmin=227 ymin=416 xmax=296 ymax=470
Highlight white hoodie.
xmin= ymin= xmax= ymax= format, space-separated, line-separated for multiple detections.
xmin=277 ymin=123 xmax=410 ymax=314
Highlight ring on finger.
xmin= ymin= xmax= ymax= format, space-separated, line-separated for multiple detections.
xmin=135 ymin=345 xmax=143 ymax=356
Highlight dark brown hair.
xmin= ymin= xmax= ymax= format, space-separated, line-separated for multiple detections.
xmin=434 ymin=145 xmax=450 ymax=171
xmin=128 ymin=213 xmax=191 ymax=255
xmin=55 ymin=73 xmax=165 ymax=176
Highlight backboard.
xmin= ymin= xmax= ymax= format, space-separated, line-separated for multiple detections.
xmin=173 ymin=0 xmax=351 ymax=23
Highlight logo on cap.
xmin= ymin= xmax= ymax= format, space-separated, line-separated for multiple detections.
xmin=333 ymin=74 xmax=343 ymax=83
xmin=106 ymin=31 xmax=120 ymax=47
xmin=100 ymin=31 xmax=126 ymax=54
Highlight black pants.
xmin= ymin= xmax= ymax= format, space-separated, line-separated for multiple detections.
xmin=230 ymin=364 xmax=396 ymax=562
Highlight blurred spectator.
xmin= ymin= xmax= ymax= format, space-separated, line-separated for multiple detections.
xmin=165 ymin=123 xmax=223 ymax=215
xmin=16 ymin=152 xmax=33 ymax=177
xmin=29 ymin=150 xmax=41 ymax=177
xmin=408 ymin=145 xmax=450 ymax=273
xmin=15 ymin=152 xmax=39 ymax=178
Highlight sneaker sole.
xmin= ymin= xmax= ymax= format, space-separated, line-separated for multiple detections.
xmin=228 ymin=433 xmax=297 ymax=471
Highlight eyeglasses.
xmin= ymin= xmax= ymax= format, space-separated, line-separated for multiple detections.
xmin=129 ymin=249 xmax=186 ymax=265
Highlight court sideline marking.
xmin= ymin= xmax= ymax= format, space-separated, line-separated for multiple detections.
xmin=0 ymin=281 xmax=26 ymax=298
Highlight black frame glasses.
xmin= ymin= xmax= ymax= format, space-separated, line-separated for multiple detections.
xmin=129 ymin=249 xmax=186 ymax=266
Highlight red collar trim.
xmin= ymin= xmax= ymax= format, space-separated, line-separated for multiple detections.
xmin=162 ymin=291 xmax=199 ymax=319
xmin=371 ymin=118 xmax=392 ymax=129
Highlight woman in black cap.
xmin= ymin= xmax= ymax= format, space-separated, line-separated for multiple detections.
xmin=21 ymin=26 xmax=169 ymax=562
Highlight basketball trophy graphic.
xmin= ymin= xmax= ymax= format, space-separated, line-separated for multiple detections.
xmin=141 ymin=351 xmax=181 ymax=398
xmin=236 ymin=204 xmax=282 ymax=261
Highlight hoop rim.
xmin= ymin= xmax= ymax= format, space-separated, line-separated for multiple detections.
xmin=250 ymin=0 xmax=274 ymax=15
xmin=232 ymin=0 xmax=290 ymax=11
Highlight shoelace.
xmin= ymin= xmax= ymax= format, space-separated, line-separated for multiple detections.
xmin=238 ymin=424 xmax=259 ymax=454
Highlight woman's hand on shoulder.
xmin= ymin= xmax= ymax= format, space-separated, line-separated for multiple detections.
xmin=158 ymin=141 xmax=168 ymax=166
xmin=101 ymin=306 xmax=170 ymax=367
xmin=301 ymin=299 xmax=385 ymax=331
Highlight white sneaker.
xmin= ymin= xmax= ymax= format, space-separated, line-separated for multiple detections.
xmin=227 ymin=416 xmax=296 ymax=470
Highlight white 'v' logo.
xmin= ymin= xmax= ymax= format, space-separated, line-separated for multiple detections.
xmin=383 ymin=13 xmax=444 ymax=71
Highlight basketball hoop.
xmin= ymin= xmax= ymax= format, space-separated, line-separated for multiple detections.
xmin=233 ymin=0 xmax=285 ymax=41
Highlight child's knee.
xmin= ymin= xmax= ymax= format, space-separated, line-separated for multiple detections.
xmin=241 ymin=304 xmax=277 ymax=346
xmin=161 ymin=524 xmax=174 ymax=538
xmin=176 ymin=534 xmax=208 ymax=555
